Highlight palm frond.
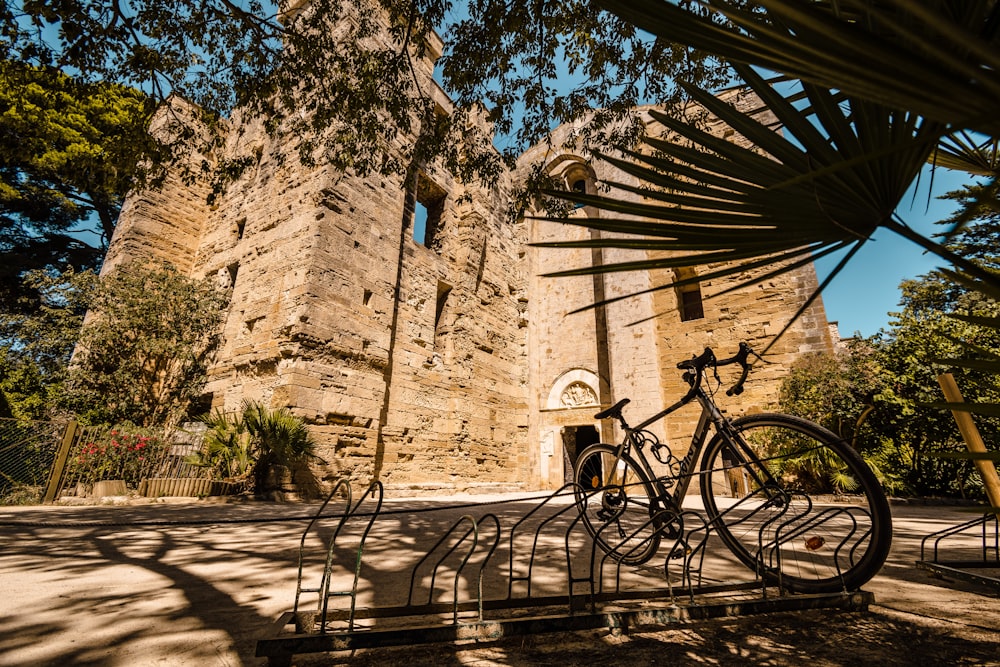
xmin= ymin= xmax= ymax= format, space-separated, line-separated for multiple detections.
xmin=535 ymin=64 xmax=963 ymax=349
xmin=596 ymin=0 xmax=1000 ymax=136
xmin=933 ymin=133 xmax=1000 ymax=176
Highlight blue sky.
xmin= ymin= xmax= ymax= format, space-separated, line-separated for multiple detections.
xmin=814 ymin=168 xmax=970 ymax=339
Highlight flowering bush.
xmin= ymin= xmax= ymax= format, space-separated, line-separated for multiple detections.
xmin=68 ymin=425 xmax=168 ymax=489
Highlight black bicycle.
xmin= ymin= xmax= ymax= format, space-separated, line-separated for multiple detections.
xmin=573 ymin=343 xmax=892 ymax=594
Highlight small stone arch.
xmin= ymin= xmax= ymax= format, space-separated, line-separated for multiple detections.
xmin=546 ymin=369 xmax=601 ymax=411
xmin=546 ymin=156 xmax=597 ymax=203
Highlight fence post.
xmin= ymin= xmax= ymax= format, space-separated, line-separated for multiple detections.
xmin=42 ymin=420 xmax=80 ymax=504
xmin=937 ymin=373 xmax=1000 ymax=517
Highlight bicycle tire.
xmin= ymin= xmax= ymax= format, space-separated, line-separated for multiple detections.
xmin=574 ymin=443 xmax=663 ymax=566
xmin=699 ymin=413 xmax=892 ymax=593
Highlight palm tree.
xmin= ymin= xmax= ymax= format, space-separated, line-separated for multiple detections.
xmin=241 ymin=400 xmax=316 ymax=495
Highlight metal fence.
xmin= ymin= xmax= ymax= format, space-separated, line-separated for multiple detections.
xmin=57 ymin=423 xmax=209 ymax=499
xmin=0 ymin=418 xmax=67 ymax=504
xmin=0 ymin=419 xmax=214 ymax=505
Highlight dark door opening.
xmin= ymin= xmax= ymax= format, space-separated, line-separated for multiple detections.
xmin=562 ymin=424 xmax=600 ymax=484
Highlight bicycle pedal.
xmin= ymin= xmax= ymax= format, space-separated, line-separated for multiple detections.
xmin=668 ymin=543 xmax=692 ymax=560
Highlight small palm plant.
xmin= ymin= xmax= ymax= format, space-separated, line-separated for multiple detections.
xmin=188 ymin=400 xmax=316 ymax=495
xmin=187 ymin=408 xmax=254 ymax=487
xmin=240 ymin=400 xmax=316 ymax=496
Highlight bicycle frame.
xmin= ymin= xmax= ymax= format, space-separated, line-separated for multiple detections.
xmin=605 ymin=380 xmax=776 ymax=513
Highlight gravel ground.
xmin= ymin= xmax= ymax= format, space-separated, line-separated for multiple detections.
xmin=0 ymin=495 xmax=997 ymax=666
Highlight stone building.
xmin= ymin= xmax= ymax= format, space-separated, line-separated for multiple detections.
xmin=104 ymin=8 xmax=834 ymax=495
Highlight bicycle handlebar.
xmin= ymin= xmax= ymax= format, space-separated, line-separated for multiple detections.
xmin=595 ymin=343 xmax=757 ymax=422
xmin=676 ymin=342 xmax=755 ymax=397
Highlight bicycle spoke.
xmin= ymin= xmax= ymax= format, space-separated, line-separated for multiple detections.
xmin=574 ymin=443 xmax=662 ymax=566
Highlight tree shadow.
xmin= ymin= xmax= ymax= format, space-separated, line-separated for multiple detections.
xmin=1 ymin=499 xmax=997 ymax=666
xmin=0 ymin=503 xmax=312 ymax=666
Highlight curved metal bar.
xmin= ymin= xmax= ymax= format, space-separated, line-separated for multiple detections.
xmin=669 ymin=510 xmax=711 ymax=596
xmin=844 ymin=508 xmax=874 ymax=568
xmin=769 ymin=506 xmax=861 ymax=593
xmin=406 ymin=513 xmax=480 ymax=621
xmin=755 ymin=493 xmax=811 ymax=588
xmin=593 ymin=505 xmax=676 ymax=593
xmin=564 ymin=483 xmax=601 ymax=613
xmin=920 ymin=513 xmax=999 ymax=562
xmin=506 ymin=484 xmax=586 ymax=600
xmin=344 ymin=481 xmax=384 ymax=631
xmin=293 ymin=479 xmax=352 ymax=615
xmin=474 ymin=513 xmax=502 ymax=621
xmin=318 ymin=481 xmax=386 ymax=633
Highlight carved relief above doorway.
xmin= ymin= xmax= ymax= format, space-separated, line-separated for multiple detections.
xmin=559 ymin=381 xmax=598 ymax=408
xmin=545 ymin=368 xmax=601 ymax=411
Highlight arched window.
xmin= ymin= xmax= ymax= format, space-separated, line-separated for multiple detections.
xmin=674 ymin=267 xmax=705 ymax=322
xmin=554 ymin=160 xmax=594 ymax=210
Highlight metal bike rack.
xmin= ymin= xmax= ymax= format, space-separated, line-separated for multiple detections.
xmin=763 ymin=499 xmax=874 ymax=595
xmin=916 ymin=512 xmax=1000 ymax=590
xmin=256 ymin=482 xmax=874 ymax=666
xmin=291 ymin=479 xmax=384 ymax=633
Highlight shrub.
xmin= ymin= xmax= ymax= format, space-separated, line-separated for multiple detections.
xmin=67 ymin=424 xmax=168 ymax=489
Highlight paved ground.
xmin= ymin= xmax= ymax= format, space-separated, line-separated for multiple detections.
xmin=0 ymin=493 xmax=997 ymax=666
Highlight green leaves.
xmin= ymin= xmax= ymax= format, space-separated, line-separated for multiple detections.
xmin=442 ymin=0 xmax=731 ymax=162
xmin=0 ymin=60 xmax=160 ymax=301
xmin=2 ymin=0 xmax=739 ymax=187
xmin=66 ymin=262 xmax=227 ymax=427
xmin=191 ymin=400 xmax=315 ymax=493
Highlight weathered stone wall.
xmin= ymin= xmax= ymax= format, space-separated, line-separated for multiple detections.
xmin=103 ymin=98 xmax=216 ymax=277
xmin=103 ymin=9 xmax=530 ymax=494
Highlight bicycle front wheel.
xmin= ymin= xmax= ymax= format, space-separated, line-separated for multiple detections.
xmin=574 ymin=443 xmax=662 ymax=566
xmin=700 ymin=413 xmax=892 ymax=593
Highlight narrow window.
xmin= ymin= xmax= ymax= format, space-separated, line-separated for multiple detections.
xmin=569 ymin=174 xmax=589 ymax=209
xmin=218 ymin=262 xmax=239 ymax=290
xmin=674 ymin=267 xmax=705 ymax=322
xmin=413 ymin=201 xmax=430 ymax=244
xmin=407 ymin=172 xmax=447 ymax=247
xmin=434 ymin=281 xmax=452 ymax=347
xmin=234 ymin=217 xmax=247 ymax=240
xmin=679 ymin=288 xmax=705 ymax=321
xmin=363 ymin=289 xmax=373 ymax=307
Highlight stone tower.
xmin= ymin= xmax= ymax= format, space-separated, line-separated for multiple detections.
xmin=105 ymin=8 xmax=530 ymax=494
xmin=104 ymin=11 xmax=834 ymax=494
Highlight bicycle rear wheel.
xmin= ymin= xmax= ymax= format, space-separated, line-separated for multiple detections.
xmin=700 ymin=413 xmax=891 ymax=593
xmin=574 ymin=443 xmax=662 ymax=566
